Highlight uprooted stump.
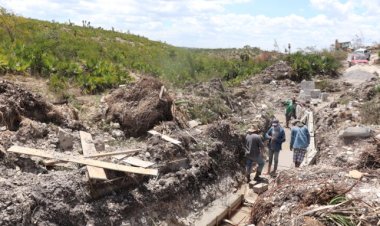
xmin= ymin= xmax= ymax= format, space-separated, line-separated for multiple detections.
xmin=0 ymin=81 xmax=81 ymax=130
xmin=105 ymin=77 xmax=173 ymax=137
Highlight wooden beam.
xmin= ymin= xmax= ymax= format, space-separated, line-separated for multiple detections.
xmin=148 ymin=130 xmax=181 ymax=145
xmin=159 ymin=85 xmax=165 ymax=99
xmin=80 ymin=131 xmax=108 ymax=180
xmin=84 ymin=149 xmax=142 ymax=158
xmin=7 ymin=146 xmax=158 ymax=176
xmin=41 ymin=149 xmax=141 ymax=166
xmin=124 ymin=157 xmax=155 ymax=168
xmin=41 ymin=159 xmax=64 ymax=166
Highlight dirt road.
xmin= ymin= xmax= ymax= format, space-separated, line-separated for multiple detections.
xmin=342 ymin=52 xmax=379 ymax=85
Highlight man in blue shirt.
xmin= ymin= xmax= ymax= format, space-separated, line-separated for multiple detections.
xmin=245 ymin=125 xmax=265 ymax=182
xmin=265 ymin=119 xmax=286 ymax=176
xmin=290 ymin=119 xmax=310 ymax=167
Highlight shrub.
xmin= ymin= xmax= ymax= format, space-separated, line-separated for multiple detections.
xmin=361 ymin=99 xmax=380 ymax=124
xmin=49 ymin=73 xmax=68 ymax=93
xmin=188 ymin=96 xmax=231 ymax=124
xmin=0 ymin=53 xmax=8 ymax=74
xmin=285 ymin=51 xmax=341 ymax=81
xmin=0 ymin=9 xmax=276 ymax=92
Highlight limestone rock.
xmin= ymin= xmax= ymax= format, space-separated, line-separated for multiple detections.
xmin=58 ymin=128 xmax=74 ymax=151
xmin=339 ymin=127 xmax=371 ymax=138
xmin=348 ymin=170 xmax=363 ymax=179
xmin=250 ymin=182 xmax=268 ymax=194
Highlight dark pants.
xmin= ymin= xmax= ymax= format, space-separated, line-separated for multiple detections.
xmin=268 ymin=149 xmax=280 ymax=172
xmin=285 ymin=111 xmax=296 ymax=127
xmin=246 ymin=156 xmax=265 ymax=176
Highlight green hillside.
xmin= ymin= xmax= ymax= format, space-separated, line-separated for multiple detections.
xmin=0 ymin=7 xmax=271 ymax=94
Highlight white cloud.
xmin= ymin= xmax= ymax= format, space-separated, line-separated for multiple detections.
xmin=310 ymin=0 xmax=354 ymax=15
xmin=361 ymin=0 xmax=380 ymax=15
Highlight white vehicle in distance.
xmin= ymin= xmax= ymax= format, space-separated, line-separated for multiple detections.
xmin=353 ymin=48 xmax=371 ymax=61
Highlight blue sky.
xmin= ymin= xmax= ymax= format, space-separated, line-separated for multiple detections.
xmin=1 ymin=0 xmax=379 ymax=51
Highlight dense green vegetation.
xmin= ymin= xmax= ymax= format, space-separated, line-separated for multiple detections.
xmin=0 ymin=7 xmax=271 ymax=94
xmin=0 ymin=7 xmax=343 ymax=95
xmin=285 ymin=51 xmax=342 ymax=81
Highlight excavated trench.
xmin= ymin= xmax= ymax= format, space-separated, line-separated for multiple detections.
xmin=0 ymin=122 xmax=250 ymax=225
xmin=0 ymin=78 xmax=274 ymax=226
xmin=1 ymin=59 xmax=380 ymax=226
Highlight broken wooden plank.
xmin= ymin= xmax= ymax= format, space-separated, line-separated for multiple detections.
xmin=84 ymin=149 xmax=142 ymax=158
xmin=112 ymin=154 xmax=128 ymax=160
xmin=223 ymin=219 xmax=237 ymax=225
xmin=42 ymin=149 xmax=141 ymax=166
xmin=124 ymin=157 xmax=155 ymax=168
xmin=80 ymin=131 xmax=108 ymax=180
xmin=41 ymin=159 xmax=64 ymax=166
xmin=7 ymin=146 xmax=158 ymax=176
xmin=159 ymin=85 xmax=165 ymax=99
xmin=148 ymin=130 xmax=181 ymax=145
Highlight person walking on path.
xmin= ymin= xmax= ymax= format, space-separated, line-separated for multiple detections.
xmin=265 ymin=119 xmax=286 ymax=176
xmin=245 ymin=125 xmax=265 ymax=182
xmin=290 ymin=119 xmax=310 ymax=167
xmin=284 ymin=97 xmax=297 ymax=128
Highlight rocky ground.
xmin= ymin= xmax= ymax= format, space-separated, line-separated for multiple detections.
xmin=250 ymin=58 xmax=380 ymax=226
xmin=0 ymin=57 xmax=379 ymax=226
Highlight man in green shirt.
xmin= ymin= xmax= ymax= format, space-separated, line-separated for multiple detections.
xmin=285 ymin=97 xmax=297 ymax=128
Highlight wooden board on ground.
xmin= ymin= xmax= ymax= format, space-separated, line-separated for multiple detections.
xmin=42 ymin=150 xmax=142 ymax=166
xmin=7 ymin=146 xmax=158 ymax=176
xmin=41 ymin=159 xmax=64 ymax=166
xmin=113 ymin=154 xmax=127 ymax=160
xmin=124 ymin=157 xmax=155 ymax=168
xmin=148 ymin=130 xmax=181 ymax=145
xmin=84 ymin=149 xmax=142 ymax=158
xmin=80 ymin=131 xmax=108 ymax=180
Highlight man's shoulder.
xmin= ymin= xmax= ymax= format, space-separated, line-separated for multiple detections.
xmin=249 ymin=134 xmax=261 ymax=140
xmin=246 ymin=133 xmax=257 ymax=139
xmin=291 ymin=127 xmax=299 ymax=132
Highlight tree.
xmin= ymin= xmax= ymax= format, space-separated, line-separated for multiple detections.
xmin=273 ymin=39 xmax=279 ymax=52
xmin=0 ymin=7 xmax=16 ymax=42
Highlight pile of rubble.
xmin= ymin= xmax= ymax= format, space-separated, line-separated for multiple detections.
xmin=262 ymin=60 xmax=293 ymax=81
xmin=0 ymin=81 xmax=82 ymax=151
xmin=250 ymin=68 xmax=380 ymax=226
xmin=251 ymin=166 xmax=380 ymax=226
xmin=0 ymin=81 xmax=80 ymax=131
xmin=0 ymin=75 xmax=277 ymax=225
xmin=104 ymin=77 xmax=173 ymax=137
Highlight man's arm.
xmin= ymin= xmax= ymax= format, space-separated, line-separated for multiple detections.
xmin=265 ymin=128 xmax=272 ymax=140
xmin=280 ymin=128 xmax=286 ymax=143
xmin=290 ymin=128 xmax=295 ymax=150
xmin=257 ymin=136 xmax=264 ymax=154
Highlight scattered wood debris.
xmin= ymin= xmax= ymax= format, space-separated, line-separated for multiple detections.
xmin=148 ymin=130 xmax=181 ymax=145
xmin=7 ymin=145 xmax=158 ymax=176
xmin=80 ymin=131 xmax=108 ymax=180
xmin=124 ymin=157 xmax=155 ymax=168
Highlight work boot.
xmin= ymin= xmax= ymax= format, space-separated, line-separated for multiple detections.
xmin=271 ymin=164 xmax=277 ymax=176
xmin=253 ymin=171 xmax=263 ymax=181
